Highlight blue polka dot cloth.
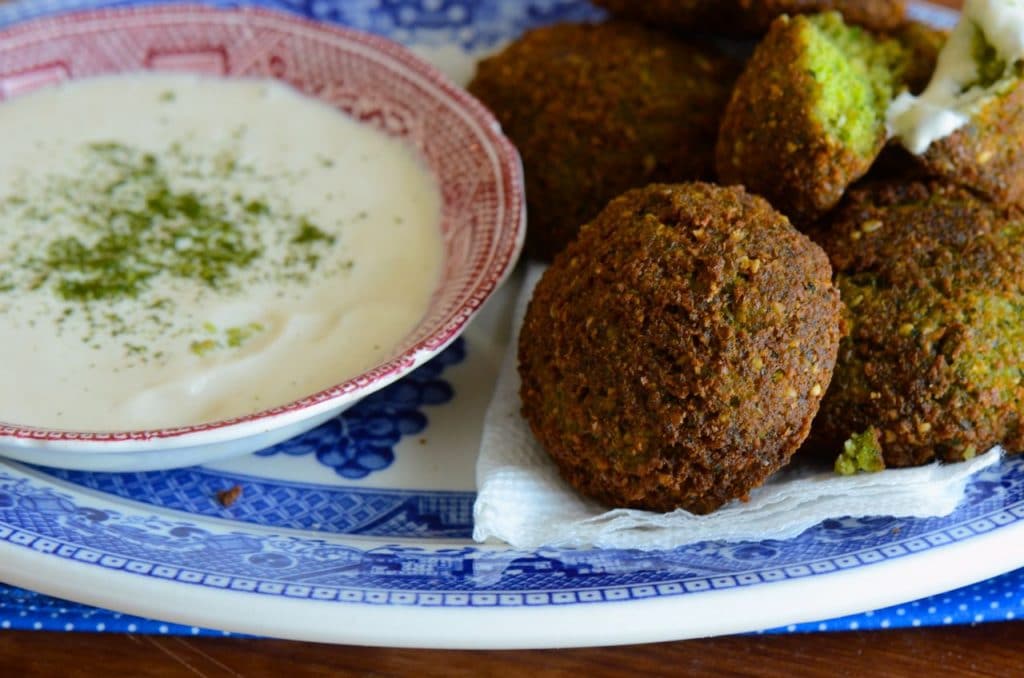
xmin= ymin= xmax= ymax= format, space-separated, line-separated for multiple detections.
xmin=766 ymin=567 xmax=1024 ymax=634
xmin=2 ymin=569 xmax=1023 ymax=636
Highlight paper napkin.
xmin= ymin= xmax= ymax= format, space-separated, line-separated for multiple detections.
xmin=473 ymin=264 xmax=1001 ymax=551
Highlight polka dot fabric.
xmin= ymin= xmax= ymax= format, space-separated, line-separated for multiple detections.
xmin=2 ymin=570 xmax=1023 ymax=636
xmin=764 ymin=568 xmax=1024 ymax=634
xmin=0 ymin=585 xmax=240 ymax=636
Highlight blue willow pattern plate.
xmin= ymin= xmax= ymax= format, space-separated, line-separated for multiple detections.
xmin=3 ymin=0 xmax=1017 ymax=649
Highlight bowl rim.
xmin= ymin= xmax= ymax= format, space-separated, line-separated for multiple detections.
xmin=0 ymin=3 xmax=526 ymax=450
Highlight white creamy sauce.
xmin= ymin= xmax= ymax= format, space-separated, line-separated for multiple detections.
xmin=887 ymin=0 xmax=1024 ymax=153
xmin=0 ymin=74 xmax=443 ymax=431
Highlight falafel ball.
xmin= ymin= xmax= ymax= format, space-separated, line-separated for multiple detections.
xmin=810 ymin=181 xmax=1024 ymax=467
xmin=468 ymin=22 xmax=739 ymax=261
xmin=518 ymin=183 xmax=842 ymax=513
xmin=592 ymin=0 xmax=907 ymax=37
xmin=918 ymin=86 xmax=1024 ymax=208
xmin=716 ymin=12 xmax=913 ymax=226
xmin=889 ymin=19 xmax=1024 ymax=208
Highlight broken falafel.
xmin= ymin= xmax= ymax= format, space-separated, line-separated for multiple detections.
xmin=716 ymin=12 xmax=913 ymax=226
xmin=889 ymin=17 xmax=1024 ymax=208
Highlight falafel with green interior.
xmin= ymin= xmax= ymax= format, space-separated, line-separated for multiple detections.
xmin=835 ymin=428 xmax=886 ymax=475
xmin=716 ymin=12 xmax=914 ymax=225
xmin=518 ymin=183 xmax=841 ymax=514
xmin=468 ymin=22 xmax=739 ymax=260
xmin=810 ymin=180 xmax=1024 ymax=467
xmin=592 ymin=0 xmax=907 ymax=37
xmin=907 ymin=25 xmax=1024 ymax=207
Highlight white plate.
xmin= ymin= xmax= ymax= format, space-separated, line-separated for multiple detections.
xmin=2 ymin=275 xmax=1024 ymax=647
xmin=3 ymin=0 xmax=1010 ymax=651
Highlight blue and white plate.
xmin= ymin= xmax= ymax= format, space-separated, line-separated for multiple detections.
xmin=3 ymin=0 xmax=1013 ymax=650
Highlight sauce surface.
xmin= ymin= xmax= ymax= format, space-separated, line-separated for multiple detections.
xmin=0 ymin=74 xmax=443 ymax=431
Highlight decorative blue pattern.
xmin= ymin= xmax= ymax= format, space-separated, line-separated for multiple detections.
xmin=0 ymin=0 xmax=605 ymax=49
xmin=1 ymin=458 xmax=1022 ymax=607
xmin=31 ymin=338 xmax=469 ymax=537
xmin=253 ymin=337 xmax=464 ymax=479
xmin=4 ymin=567 xmax=1023 ymax=635
xmin=38 ymin=469 xmax=475 ymax=538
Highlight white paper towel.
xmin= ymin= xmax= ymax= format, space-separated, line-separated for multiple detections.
xmin=473 ymin=264 xmax=1001 ymax=551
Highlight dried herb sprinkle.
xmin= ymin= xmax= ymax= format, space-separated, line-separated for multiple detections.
xmin=0 ymin=137 xmax=346 ymax=358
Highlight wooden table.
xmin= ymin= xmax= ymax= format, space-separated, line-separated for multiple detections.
xmin=6 ymin=0 xmax=1019 ymax=675
xmin=1 ymin=621 xmax=1023 ymax=677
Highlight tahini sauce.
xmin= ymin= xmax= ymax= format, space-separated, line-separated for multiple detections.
xmin=0 ymin=74 xmax=443 ymax=430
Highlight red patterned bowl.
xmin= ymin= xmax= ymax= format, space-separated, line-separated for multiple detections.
xmin=0 ymin=4 xmax=524 ymax=471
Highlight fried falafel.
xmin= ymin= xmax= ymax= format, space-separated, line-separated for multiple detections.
xmin=716 ymin=12 xmax=914 ymax=226
xmin=889 ymin=13 xmax=1024 ymax=208
xmin=592 ymin=0 xmax=907 ymax=37
xmin=892 ymin=20 xmax=948 ymax=94
xmin=518 ymin=183 xmax=842 ymax=513
xmin=467 ymin=22 xmax=739 ymax=260
xmin=810 ymin=181 xmax=1024 ymax=468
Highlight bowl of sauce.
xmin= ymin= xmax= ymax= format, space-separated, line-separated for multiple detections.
xmin=0 ymin=5 xmax=524 ymax=470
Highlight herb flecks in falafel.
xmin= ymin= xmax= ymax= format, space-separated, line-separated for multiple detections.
xmin=887 ymin=0 xmax=1024 ymax=207
xmin=716 ymin=12 xmax=909 ymax=225
xmin=810 ymin=180 xmax=1024 ymax=468
xmin=468 ymin=22 xmax=739 ymax=260
xmin=518 ymin=183 xmax=841 ymax=514
xmin=835 ymin=428 xmax=886 ymax=475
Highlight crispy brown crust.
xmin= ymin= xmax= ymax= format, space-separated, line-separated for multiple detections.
xmin=809 ymin=181 xmax=1024 ymax=466
xmin=738 ymin=0 xmax=907 ymax=33
xmin=715 ymin=15 xmax=879 ymax=226
xmin=916 ymin=82 xmax=1024 ymax=208
xmin=593 ymin=0 xmax=906 ymax=37
xmin=891 ymin=21 xmax=946 ymax=95
xmin=518 ymin=183 xmax=841 ymax=513
xmin=858 ymin=143 xmax=930 ymax=184
xmin=467 ymin=22 xmax=739 ymax=261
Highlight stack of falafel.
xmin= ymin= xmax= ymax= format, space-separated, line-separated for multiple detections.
xmin=468 ymin=0 xmax=1024 ymax=515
